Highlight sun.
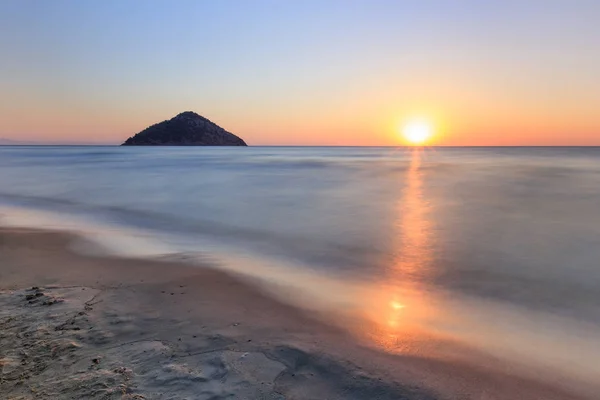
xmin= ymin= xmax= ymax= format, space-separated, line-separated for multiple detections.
xmin=401 ymin=119 xmax=433 ymax=145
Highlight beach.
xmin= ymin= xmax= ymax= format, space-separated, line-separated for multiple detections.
xmin=0 ymin=227 xmax=593 ymax=400
xmin=3 ymin=0 xmax=600 ymax=397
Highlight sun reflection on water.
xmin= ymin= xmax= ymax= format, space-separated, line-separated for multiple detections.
xmin=364 ymin=148 xmax=438 ymax=353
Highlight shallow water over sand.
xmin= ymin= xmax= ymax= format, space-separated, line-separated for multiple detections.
xmin=1 ymin=146 xmax=600 ymax=391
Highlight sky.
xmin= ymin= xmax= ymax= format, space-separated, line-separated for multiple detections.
xmin=1 ymin=0 xmax=599 ymax=146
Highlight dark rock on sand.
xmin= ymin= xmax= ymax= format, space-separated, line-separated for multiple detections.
xmin=122 ymin=111 xmax=247 ymax=146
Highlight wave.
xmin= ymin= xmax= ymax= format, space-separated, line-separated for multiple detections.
xmin=0 ymin=191 xmax=383 ymax=273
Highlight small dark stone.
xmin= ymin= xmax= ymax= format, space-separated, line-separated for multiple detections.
xmin=25 ymin=294 xmax=35 ymax=301
xmin=34 ymin=292 xmax=43 ymax=298
xmin=92 ymin=358 xmax=100 ymax=364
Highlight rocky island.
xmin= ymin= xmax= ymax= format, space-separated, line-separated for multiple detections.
xmin=122 ymin=111 xmax=247 ymax=146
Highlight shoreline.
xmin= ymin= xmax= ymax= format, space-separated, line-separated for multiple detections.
xmin=0 ymin=227 xmax=592 ymax=399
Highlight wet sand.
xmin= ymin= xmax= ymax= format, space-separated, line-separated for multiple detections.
xmin=0 ymin=227 xmax=592 ymax=399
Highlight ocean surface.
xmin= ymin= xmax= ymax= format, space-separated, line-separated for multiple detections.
xmin=1 ymin=146 xmax=600 ymax=386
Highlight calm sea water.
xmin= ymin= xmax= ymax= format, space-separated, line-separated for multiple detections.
xmin=1 ymin=146 xmax=600 ymax=385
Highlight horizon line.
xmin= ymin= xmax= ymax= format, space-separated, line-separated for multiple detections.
xmin=2 ymin=144 xmax=600 ymax=148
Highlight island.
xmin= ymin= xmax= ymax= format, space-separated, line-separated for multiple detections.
xmin=122 ymin=111 xmax=247 ymax=146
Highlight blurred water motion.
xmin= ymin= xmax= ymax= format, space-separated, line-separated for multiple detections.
xmin=1 ymin=145 xmax=600 ymax=386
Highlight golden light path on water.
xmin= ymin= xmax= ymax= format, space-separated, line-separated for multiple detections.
xmin=361 ymin=148 xmax=441 ymax=354
xmin=351 ymin=148 xmax=600 ymax=395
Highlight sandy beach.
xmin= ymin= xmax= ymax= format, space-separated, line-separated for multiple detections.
xmin=0 ymin=227 xmax=593 ymax=400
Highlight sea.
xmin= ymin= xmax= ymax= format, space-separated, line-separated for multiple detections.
xmin=1 ymin=145 xmax=599 ymax=387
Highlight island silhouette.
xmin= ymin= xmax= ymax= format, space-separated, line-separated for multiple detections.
xmin=122 ymin=112 xmax=247 ymax=146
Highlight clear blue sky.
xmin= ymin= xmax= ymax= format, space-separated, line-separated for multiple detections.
xmin=1 ymin=0 xmax=599 ymax=145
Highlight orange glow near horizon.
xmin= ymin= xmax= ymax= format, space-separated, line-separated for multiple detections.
xmin=0 ymin=94 xmax=598 ymax=146
xmin=1 ymin=105 xmax=599 ymax=146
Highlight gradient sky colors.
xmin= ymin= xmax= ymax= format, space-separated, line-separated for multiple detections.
xmin=1 ymin=0 xmax=599 ymax=146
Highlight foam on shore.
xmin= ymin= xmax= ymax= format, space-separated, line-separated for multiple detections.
xmin=0 ymin=226 xmax=596 ymax=399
